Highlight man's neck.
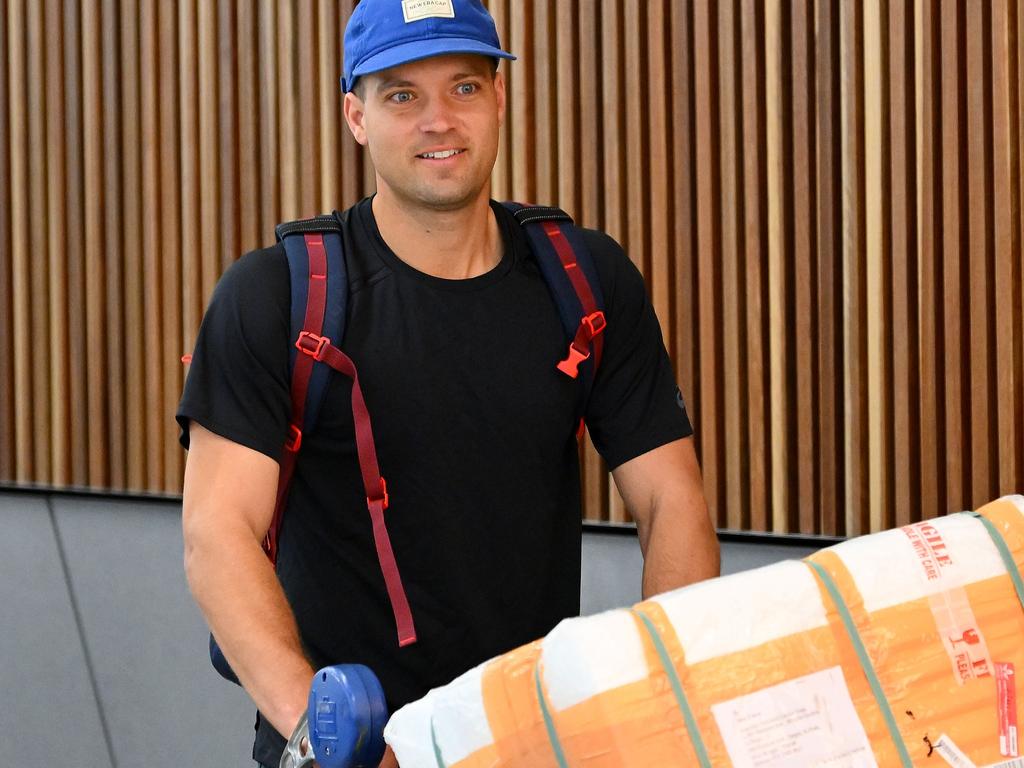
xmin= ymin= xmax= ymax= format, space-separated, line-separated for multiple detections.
xmin=371 ymin=189 xmax=501 ymax=279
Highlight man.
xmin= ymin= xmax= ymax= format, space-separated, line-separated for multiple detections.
xmin=178 ymin=1 xmax=719 ymax=765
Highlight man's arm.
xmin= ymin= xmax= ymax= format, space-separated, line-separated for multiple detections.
xmin=181 ymin=422 xmax=313 ymax=738
xmin=611 ymin=436 xmax=720 ymax=598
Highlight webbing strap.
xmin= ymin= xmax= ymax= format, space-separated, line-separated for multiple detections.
xmin=430 ymin=717 xmax=447 ymax=768
xmin=631 ymin=608 xmax=712 ymax=768
xmin=533 ymin=662 xmax=569 ymax=768
xmin=541 ymin=221 xmax=605 ymax=373
xmin=805 ymin=560 xmax=913 ymax=767
xmin=965 ymin=511 xmax=1024 ymax=612
xmin=316 ymin=342 xmax=417 ymax=648
xmin=266 ymin=233 xmax=329 ymax=563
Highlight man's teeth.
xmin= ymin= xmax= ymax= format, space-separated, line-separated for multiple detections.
xmin=420 ymin=149 xmax=463 ymax=159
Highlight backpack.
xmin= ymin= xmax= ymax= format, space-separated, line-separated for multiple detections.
xmin=209 ymin=203 xmax=607 ymax=685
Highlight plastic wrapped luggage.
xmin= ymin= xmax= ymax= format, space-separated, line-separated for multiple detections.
xmin=384 ymin=496 xmax=1024 ymax=767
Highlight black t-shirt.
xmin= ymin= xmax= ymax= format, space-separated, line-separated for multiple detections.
xmin=176 ymin=198 xmax=692 ymax=764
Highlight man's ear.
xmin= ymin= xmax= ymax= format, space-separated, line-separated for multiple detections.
xmin=343 ymin=91 xmax=369 ymax=146
xmin=494 ymin=70 xmax=507 ymax=128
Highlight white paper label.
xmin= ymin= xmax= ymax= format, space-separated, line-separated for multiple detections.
xmin=711 ymin=667 xmax=877 ymax=768
xmin=933 ymin=734 xmax=978 ymax=767
xmin=402 ymin=0 xmax=455 ymax=23
xmin=984 ymin=760 xmax=1024 ymax=768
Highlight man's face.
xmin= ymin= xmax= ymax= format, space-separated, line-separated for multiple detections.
xmin=343 ymin=54 xmax=506 ymax=211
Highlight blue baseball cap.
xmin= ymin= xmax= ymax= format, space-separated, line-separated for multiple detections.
xmin=341 ymin=0 xmax=516 ymax=93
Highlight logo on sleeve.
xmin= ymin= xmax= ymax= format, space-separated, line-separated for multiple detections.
xmin=675 ymin=386 xmax=686 ymax=411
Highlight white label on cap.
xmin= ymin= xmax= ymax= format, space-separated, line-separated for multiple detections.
xmin=402 ymin=0 xmax=455 ymax=23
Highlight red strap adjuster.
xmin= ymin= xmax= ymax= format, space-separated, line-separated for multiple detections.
xmin=367 ymin=477 xmax=389 ymax=510
xmin=285 ymin=424 xmax=302 ymax=452
xmin=582 ymin=310 xmax=606 ymax=337
xmin=557 ymin=311 xmax=607 ymax=378
xmin=295 ymin=331 xmax=330 ymax=361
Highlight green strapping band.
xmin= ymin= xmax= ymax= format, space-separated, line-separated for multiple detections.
xmin=534 ymin=661 xmax=570 ymax=768
xmin=806 ymin=560 xmax=913 ymax=768
xmin=429 ymin=716 xmax=447 ymax=768
xmin=631 ymin=608 xmax=712 ymax=768
xmin=965 ymin=511 xmax=1024 ymax=612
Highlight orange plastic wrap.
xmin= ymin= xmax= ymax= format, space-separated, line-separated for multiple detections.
xmin=385 ymin=496 xmax=1024 ymax=767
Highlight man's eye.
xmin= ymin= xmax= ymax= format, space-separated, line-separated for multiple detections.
xmin=389 ymin=91 xmax=413 ymax=103
xmin=456 ymin=83 xmax=477 ymax=96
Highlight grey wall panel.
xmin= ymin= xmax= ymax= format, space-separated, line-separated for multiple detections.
xmin=0 ymin=493 xmax=112 ymax=767
xmin=580 ymin=530 xmax=822 ymax=614
xmin=4 ymin=492 xmax=830 ymax=765
xmin=50 ymin=497 xmax=253 ymax=767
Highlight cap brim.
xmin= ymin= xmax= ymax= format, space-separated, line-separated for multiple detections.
xmin=351 ymin=37 xmax=515 ymax=85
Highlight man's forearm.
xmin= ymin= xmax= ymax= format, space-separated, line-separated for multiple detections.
xmin=185 ymin=522 xmax=313 ymax=737
xmin=639 ymin=499 xmax=720 ymax=598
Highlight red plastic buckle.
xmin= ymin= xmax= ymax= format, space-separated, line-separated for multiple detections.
xmin=295 ymin=331 xmax=330 ymax=361
xmin=367 ymin=477 xmax=389 ymax=510
xmin=285 ymin=424 xmax=302 ymax=452
xmin=583 ymin=311 xmax=606 ymax=338
xmin=557 ymin=343 xmax=591 ymax=378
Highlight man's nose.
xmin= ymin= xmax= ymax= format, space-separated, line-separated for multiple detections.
xmin=418 ymin=94 xmax=457 ymax=133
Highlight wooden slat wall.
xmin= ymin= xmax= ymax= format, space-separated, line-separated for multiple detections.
xmin=2 ymin=0 xmax=1023 ymax=534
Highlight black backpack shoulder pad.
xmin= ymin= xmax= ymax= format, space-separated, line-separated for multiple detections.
xmin=274 ymin=214 xmax=342 ymax=240
xmin=508 ymin=205 xmax=574 ymax=226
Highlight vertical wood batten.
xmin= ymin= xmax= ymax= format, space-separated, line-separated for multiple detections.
xmin=27 ymin=0 xmax=51 ymax=484
xmin=159 ymin=0 xmax=182 ymax=491
xmin=297 ymin=0 xmax=319 ymax=216
xmin=766 ymin=0 xmax=789 ymax=532
xmin=740 ymin=0 xmax=769 ymax=532
xmin=64 ymin=0 xmax=90 ymax=486
xmin=717 ymin=0 xmax=744 ymax=530
xmin=841 ymin=0 xmax=869 ymax=535
xmin=965 ymin=0 xmax=994 ymax=509
xmin=102 ymin=0 xmax=125 ymax=489
xmin=318 ymin=0 xmax=340 ymax=212
xmin=694 ymin=0 xmax=723 ymax=526
xmin=237 ymin=1 xmax=260 ymax=254
xmin=889 ymin=0 xmax=918 ymax=529
xmin=83 ymin=0 xmax=109 ymax=487
xmin=791 ymin=0 xmax=817 ymax=533
xmin=258 ymin=0 xmax=280 ymax=238
xmin=8 ymin=0 xmax=32 ymax=482
xmin=140 ymin=0 xmax=163 ymax=490
xmin=816 ymin=0 xmax=842 ymax=535
xmin=554 ymin=0 xmax=577 ymax=219
xmin=199 ymin=0 xmax=221 ymax=311
xmin=218 ymin=0 xmax=240 ymax=273
xmin=941 ymin=0 xmax=967 ymax=512
xmin=864 ymin=0 xmax=887 ymax=533
xmin=0 ymin=0 xmax=13 ymax=480
xmin=992 ymin=0 xmax=1021 ymax=496
xmin=532 ymin=1 xmax=554 ymax=205
xmin=121 ymin=0 xmax=145 ymax=490
xmin=916 ymin=0 xmax=944 ymax=524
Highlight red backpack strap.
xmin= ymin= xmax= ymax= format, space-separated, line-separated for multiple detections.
xmin=503 ymin=203 xmax=607 ymax=437
xmin=294 ymin=335 xmax=417 ymax=647
xmin=263 ymin=232 xmax=329 ymax=563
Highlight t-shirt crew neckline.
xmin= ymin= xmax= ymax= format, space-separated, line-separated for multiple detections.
xmin=353 ymin=196 xmax=518 ymax=292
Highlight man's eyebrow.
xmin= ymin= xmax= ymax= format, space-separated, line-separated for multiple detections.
xmin=375 ymin=78 xmax=415 ymax=92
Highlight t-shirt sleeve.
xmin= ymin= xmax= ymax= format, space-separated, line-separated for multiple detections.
xmin=175 ymin=246 xmax=292 ymax=460
xmin=581 ymin=230 xmax=694 ymax=470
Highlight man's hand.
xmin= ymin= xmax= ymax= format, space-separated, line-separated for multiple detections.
xmin=612 ymin=436 xmax=720 ymax=597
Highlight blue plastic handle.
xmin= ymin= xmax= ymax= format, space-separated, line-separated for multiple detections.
xmin=308 ymin=664 xmax=389 ymax=768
